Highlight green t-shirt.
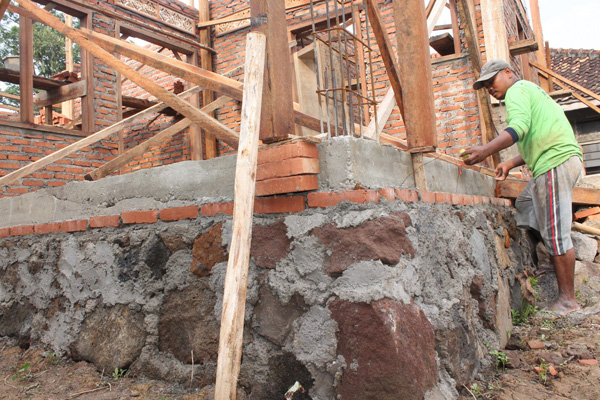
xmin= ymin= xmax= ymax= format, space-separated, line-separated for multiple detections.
xmin=505 ymin=80 xmax=582 ymax=178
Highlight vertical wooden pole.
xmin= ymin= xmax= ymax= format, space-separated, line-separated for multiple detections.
xmin=545 ymin=41 xmax=554 ymax=91
xmin=188 ymin=51 xmax=204 ymax=160
xmin=0 ymin=0 xmax=11 ymax=20
xmin=19 ymin=14 xmax=34 ymax=123
xmin=81 ymin=13 xmax=95 ymax=132
xmin=214 ymin=31 xmax=266 ymax=400
xmin=352 ymin=7 xmax=370 ymax=126
xmin=198 ymin=0 xmax=216 ymax=158
xmin=62 ymin=14 xmax=74 ymax=120
xmin=529 ymin=0 xmax=549 ymax=91
xmin=392 ymin=0 xmax=437 ymax=189
xmin=250 ymin=0 xmax=294 ymax=140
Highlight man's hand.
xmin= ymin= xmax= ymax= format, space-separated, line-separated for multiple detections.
xmin=495 ymin=162 xmax=511 ymax=181
xmin=461 ymin=146 xmax=488 ymax=165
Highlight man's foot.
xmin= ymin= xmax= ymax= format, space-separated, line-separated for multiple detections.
xmin=543 ymin=299 xmax=581 ymax=316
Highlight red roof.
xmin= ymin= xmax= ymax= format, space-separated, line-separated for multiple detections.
xmin=550 ymin=48 xmax=600 ymax=104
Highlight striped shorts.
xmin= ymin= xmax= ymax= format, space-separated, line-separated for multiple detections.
xmin=515 ymin=156 xmax=583 ymax=256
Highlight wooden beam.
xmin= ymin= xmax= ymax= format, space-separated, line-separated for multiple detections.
xmin=62 ymin=14 xmax=74 ymax=119
xmin=78 ymin=26 xmax=244 ymax=101
xmin=33 ymin=80 xmax=86 ymax=107
xmin=198 ymin=0 xmax=216 ymax=159
xmin=250 ymin=0 xmax=295 ymax=139
xmin=19 ymin=13 xmax=34 ymax=123
xmin=508 ymin=38 xmax=539 ymax=56
xmin=0 ymin=104 xmax=20 ymax=111
xmin=0 ymin=86 xmax=202 ymax=188
xmin=530 ymin=60 xmax=600 ymax=104
xmin=0 ymin=91 xmax=20 ymax=101
xmin=392 ymin=0 xmax=436 ymax=151
xmin=0 ymin=67 xmax=71 ymax=90
xmin=364 ymin=0 xmax=405 ymax=121
xmin=0 ymin=0 xmax=10 ymax=21
xmin=528 ymin=0 xmax=548 ymax=91
xmin=537 ymin=70 xmax=600 ymax=116
xmin=456 ymin=0 xmax=500 ymax=168
xmin=497 ymin=180 xmax=600 ymax=206
xmin=14 ymin=0 xmax=240 ymax=148
xmin=85 ymin=119 xmax=192 ymax=181
xmin=426 ymin=0 xmax=447 ymax=36
xmin=214 ymin=31 xmax=266 ymax=400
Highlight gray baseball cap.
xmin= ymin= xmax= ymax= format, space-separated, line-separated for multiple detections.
xmin=473 ymin=59 xmax=510 ymax=90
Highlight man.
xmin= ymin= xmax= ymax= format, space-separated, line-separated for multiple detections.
xmin=462 ymin=59 xmax=583 ymax=315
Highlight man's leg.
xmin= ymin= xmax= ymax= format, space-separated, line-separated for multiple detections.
xmin=548 ymin=248 xmax=580 ymax=315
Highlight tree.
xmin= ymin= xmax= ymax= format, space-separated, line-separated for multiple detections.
xmin=0 ymin=10 xmax=81 ymax=107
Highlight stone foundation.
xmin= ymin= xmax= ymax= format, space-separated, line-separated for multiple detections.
xmin=0 ymin=198 xmax=531 ymax=399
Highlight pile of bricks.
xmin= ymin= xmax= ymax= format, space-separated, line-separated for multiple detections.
xmin=574 ymin=206 xmax=600 ymax=223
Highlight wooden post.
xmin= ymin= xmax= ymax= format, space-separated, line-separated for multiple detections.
xmin=81 ymin=13 xmax=95 ymax=133
xmin=19 ymin=13 xmax=34 ymax=123
xmin=250 ymin=0 xmax=295 ymax=140
xmin=188 ymin=51 xmax=204 ymax=160
xmin=214 ymin=31 xmax=266 ymax=400
xmin=198 ymin=0 xmax=217 ymax=159
xmin=456 ymin=0 xmax=500 ymax=168
xmin=62 ymin=14 xmax=74 ymax=120
xmin=545 ymin=41 xmax=554 ymax=91
xmin=529 ymin=0 xmax=549 ymax=91
xmin=392 ymin=0 xmax=437 ymax=189
xmin=0 ymin=0 xmax=10 ymax=20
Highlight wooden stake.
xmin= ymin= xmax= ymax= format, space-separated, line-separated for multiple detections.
xmin=13 ymin=0 xmax=239 ymax=147
xmin=214 ymin=31 xmax=266 ymax=400
xmin=198 ymin=0 xmax=217 ymax=159
xmin=0 ymin=86 xmax=202 ymax=188
xmin=19 ymin=13 xmax=34 ymax=123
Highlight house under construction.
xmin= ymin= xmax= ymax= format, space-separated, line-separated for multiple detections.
xmin=1 ymin=1 xmax=600 ymax=399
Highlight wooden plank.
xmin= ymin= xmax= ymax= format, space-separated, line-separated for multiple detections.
xmin=33 ymin=80 xmax=86 ymax=107
xmin=19 ymin=13 xmax=34 ymax=123
xmin=364 ymin=88 xmax=395 ymax=140
xmin=81 ymin=12 xmax=95 ymax=133
xmin=531 ymin=61 xmax=600 ymax=104
xmin=429 ymin=32 xmax=455 ymax=56
xmin=0 ymin=91 xmax=20 ymax=101
xmin=365 ymin=0 xmax=405 ymax=121
xmin=496 ymin=180 xmax=600 ymax=206
xmin=508 ymin=38 xmax=539 ymax=56
xmin=0 ymin=104 xmax=19 ymax=111
xmin=0 ymin=67 xmax=71 ymax=90
xmin=0 ymin=85 xmax=202 ymax=188
xmin=85 ymin=119 xmax=192 ymax=181
xmin=426 ymin=0 xmax=447 ymax=36
xmin=62 ymin=14 xmax=74 ymax=120
xmin=214 ymin=31 xmax=266 ymax=400
xmin=198 ymin=0 xmax=216 ymax=159
xmin=528 ymin=0 xmax=549 ymax=91
xmin=14 ymin=0 xmax=240 ymax=147
xmin=251 ymin=0 xmax=295 ymax=139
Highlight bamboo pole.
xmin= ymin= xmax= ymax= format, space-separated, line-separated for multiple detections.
xmin=573 ymin=222 xmax=600 ymax=238
xmin=214 ymin=31 xmax=266 ymax=400
xmin=0 ymin=86 xmax=202 ymax=188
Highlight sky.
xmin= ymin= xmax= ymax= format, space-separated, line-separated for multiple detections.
xmin=537 ymin=0 xmax=600 ymax=50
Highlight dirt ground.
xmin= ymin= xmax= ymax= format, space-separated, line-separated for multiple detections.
xmin=1 ymin=288 xmax=599 ymax=400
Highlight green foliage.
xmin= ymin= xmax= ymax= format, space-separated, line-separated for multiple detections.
xmin=537 ymin=359 xmax=549 ymax=385
xmin=512 ymin=301 xmax=538 ymax=326
xmin=489 ymin=349 xmax=509 ymax=371
xmin=0 ymin=10 xmax=81 ymax=106
xmin=12 ymin=362 xmax=32 ymax=381
xmin=112 ymin=367 xmax=127 ymax=380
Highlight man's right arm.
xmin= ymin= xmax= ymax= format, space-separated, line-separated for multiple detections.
xmin=462 ymin=130 xmax=516 ymax=165
xmin=495 ymin=154 xmax=525 ymax=180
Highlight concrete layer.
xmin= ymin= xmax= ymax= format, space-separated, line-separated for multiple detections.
xmin=317 ymin=137 xmax=497 ymax=196
xmin=0 ymin=137 xmax=497 ymax=228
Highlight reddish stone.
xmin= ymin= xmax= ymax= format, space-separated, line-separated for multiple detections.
xmin=160 ymin=205 xmax=199 ymax=222
xmin=251 ymin=219 xmax=291 ymax=269
xmin=60 ymin=219 xmax=88 ymax=232
xmin=378 ymin=188 xmax=395 ymax=201
xmin=578 ymin=359 xmax=598 ymax=366
xmin=121 ymin=210 xmax=158 ymax=224
xmin=528 ymin=340 xmax=546 ymax=350
xmin=190 ymin=222 xmax=228 ymax=277
xmin=0 ymin=227 xmax=9 ymax=238
xmin=89 ymin=215 xmax=120 ymax=228
xmin=34 ymin=223 xmax=60 ymax=234
xmin=256 ymin=175 xmax=318 ymax=197
xmin=330 ymin=299 xmax=437 ymax=400
xmin=312 ymin=216 xmax=414 ymax=276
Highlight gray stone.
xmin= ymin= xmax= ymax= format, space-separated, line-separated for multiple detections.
xmin=572 ymin=231 xmax=598 ymax=262
xmin=71 ymin=304 xmax=145 ymax=371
